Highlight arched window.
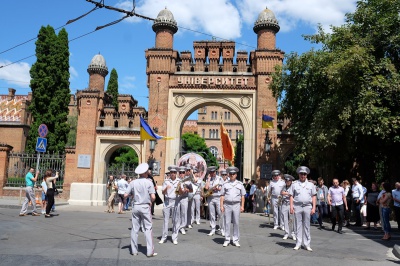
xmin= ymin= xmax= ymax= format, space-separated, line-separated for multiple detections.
xmin=228 ymin=112 xmax=231 ymax=120
xmin=202 ymin=129 xmax=205 ymax=138
xmin=114 ymin=120 xmax=118 ymax=128
xmin=209 ymin=129 xmax=212 ymax=138
xmin=210 ymin=146 xmax=218 ymax=157
xmin=216 ymin=129 xmax=219 ymax=138
xmin=228 ymin=129 xmax=232 ymax=138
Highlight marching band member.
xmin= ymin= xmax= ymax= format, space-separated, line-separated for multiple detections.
xmin=205 ymin=166 xmax=222 ymax=236
xmin=159 ymin=166 xmax=179 ymax=244
xmin=268 ymin=170 xmax=285 ymax=230
xmin=219 ymin=169 xmax=228 ymax=236
xmin=220 ymin=167 xmax=245 ymax=247
xmin=176 ymin=166 xmax=193 ymax=236
xmin=289 ymin=166 xmax=316 ymax=251
xmin=191 ymin=168 xmax=203 ymax=225
xmin=186 ymin=165 xmax=195 ymax=229
xmin=124 ymin=163 xmax=157 ymax=257
xmin=280 ymin=174 xmax=296 ymax=241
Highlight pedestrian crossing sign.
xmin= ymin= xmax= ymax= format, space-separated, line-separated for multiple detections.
xmin=35 ymin=137 xmax=47 ymax=152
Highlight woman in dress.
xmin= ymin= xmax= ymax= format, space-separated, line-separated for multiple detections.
xmin=364 ymin=182 xmax=380 ymax=230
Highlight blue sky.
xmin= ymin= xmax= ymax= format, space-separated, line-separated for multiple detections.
xmin=0 ymin=0 xmax=357 ymax=112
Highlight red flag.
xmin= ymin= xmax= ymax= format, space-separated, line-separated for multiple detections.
xmin=220 ymin=123 xmax=234 ymax=162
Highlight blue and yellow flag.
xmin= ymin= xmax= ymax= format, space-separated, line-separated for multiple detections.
xmin=140 ymin=116 xmax=173 ymax=140
xmin=262 ymin=114 xmax=274 ymax=129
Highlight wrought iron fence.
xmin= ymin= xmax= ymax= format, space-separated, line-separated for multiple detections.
xmin=6 ymin=152 xmax=65 ymax=189
xmin=106 ymin=163 xmax=137 ymax=181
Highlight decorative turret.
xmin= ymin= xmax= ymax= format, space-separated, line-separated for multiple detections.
xmin=152 ymin=7 xmax=178 ymax=49
xmin=87 ymin=53 xmax=108 ymax=91
xmin=253 ymin=7 xmax=280 ymax=50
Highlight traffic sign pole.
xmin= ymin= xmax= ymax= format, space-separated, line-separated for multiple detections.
xmin=36 ymin=124 xmax=48 ymax=176
xmin=36 ymin=153 xmax=41 ymax=173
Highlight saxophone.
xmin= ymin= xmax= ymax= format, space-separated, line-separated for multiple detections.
xmin=175 ymin=174 xmax=195 ymax=195
xmin=203 ymin=182 xmax=220 ymax=197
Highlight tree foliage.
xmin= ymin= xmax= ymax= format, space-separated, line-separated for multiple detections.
xmin=181 ymin=133 xmax=219 ymax=168
xmin=109 ymin=147 xmax=138 ymax=168
xmin=106 ymin=68 xmax=119 ymax=111
xmin=27 ymin=26 xmax=70 ymax=153
xmin=271 ymin=0 xmax=400 ymax=183
xmin=66 ymin=115 xmax=77 ymax=147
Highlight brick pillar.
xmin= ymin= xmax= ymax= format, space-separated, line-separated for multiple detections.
xmin=62 ymin=147 xmax=76 ymax=200
xmin=0 ymin=144 xmax=13 ymax=197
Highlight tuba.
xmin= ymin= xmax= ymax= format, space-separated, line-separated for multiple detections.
xmin=175 ymin=173 xmax=195 ymax=195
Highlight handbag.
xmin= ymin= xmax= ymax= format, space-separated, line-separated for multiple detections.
xmin=155 ymin=192 xmax=163 ymax=205
xmin=52 ymin=181 xmax=59 ymax=195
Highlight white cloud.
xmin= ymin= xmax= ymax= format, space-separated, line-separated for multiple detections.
xmin=237 ymin=0 xmax=357 ymax=33
xmin=119 ymin=75 xmax=136 ymax=92
xmin=69 ymin=66 xmax=78 ymax=80
xmin=118 ymin=0 xmax=242 ymax=39
xmin=118 ymin=0 xmax=357 ymax=38
xmin=0 ymin=60 xmax=30 ymax=87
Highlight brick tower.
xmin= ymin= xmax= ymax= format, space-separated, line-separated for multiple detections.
xmin=145 ymin=8 xmax=178 ymax=181
xmin=252 ymin=7 xmax=284 ymax=175
xmin=73 ymin=54 xmax=108 ymax=182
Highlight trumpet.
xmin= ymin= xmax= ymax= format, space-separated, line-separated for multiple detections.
xmin=175 ymin=174 xmax=195 ymax=195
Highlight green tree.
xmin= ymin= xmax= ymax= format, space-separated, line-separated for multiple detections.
xmin=109 ymin=147 xmax=138 ymax=168
xmin=106 ymin=68 xmax=119 ymax=111
xmin=181 ymin=133 xmax=219 ymax=168
xmin=272 ymin=0 xmax=400 ymax=183
xmin=66 ymin=115 xmax=77 ymax=147
xmin=27 ymin=26 xmax=71 ymax=153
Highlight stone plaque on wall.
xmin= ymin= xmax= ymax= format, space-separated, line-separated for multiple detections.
xmin=77 ymin=154 xmax=91 ymax=168
xmin=260 ymin=163 xmax=272 ymax=180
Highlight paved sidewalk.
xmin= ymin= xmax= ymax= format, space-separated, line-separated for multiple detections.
xmin=1 ymin=197 xmax=399 ymax=265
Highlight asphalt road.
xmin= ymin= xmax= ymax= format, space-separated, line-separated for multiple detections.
xmin=0 ymin=204 xmax=399 ymax=266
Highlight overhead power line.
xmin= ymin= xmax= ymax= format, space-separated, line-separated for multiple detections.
xmin=0 ymin=0 xmax=256 ymax=69
xmin=0 ymin=5 xmax=101 ymax=56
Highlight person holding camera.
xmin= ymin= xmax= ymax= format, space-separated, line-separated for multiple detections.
xmin=105 ymin=175 xmax=118 ymax=213
xmin=43 ymin=169 xmax=59 ymax=218
xmin=19 ymin=167 xmax=41 ymax=216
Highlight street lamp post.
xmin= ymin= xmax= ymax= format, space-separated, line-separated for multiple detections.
xmin=264 ymin=130 xmax=272 ymax=156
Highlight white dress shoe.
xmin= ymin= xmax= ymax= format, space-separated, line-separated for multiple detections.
xmin=207 ymin=231 xmax=215 ymax=236
xmin=180 ymin=228 xmax=186 ymax=235
xmin=280 ymin=226 xmax=285 ymax=231
xmin=147 ymin=253 xmax=157 ymax=257
xmin=292 ymin=234 xmax=297 ymax=241
xmin=273 ymin=226 xmax=279 ymax=230
xmin=188 ymin=225 xmax=193 ymax=229
xmin=223 ymin=241 xmax=229 ymax=247
xmin=282 ymin=235 xmax=288 ymax=240
xmin=233 ymin=242 xmax=240 ymax=247
xmin=293 ymin=245 xmax=301 ymax=250
xmin=304 ymin=246 xmax=313 ymax=252
xmin=196 ymin=221 xmax=200 ymax=225
xmin=158 ymin=239 xmax=166 ymax=244
xmin=173 ymin=240 xmax=178 ymax=245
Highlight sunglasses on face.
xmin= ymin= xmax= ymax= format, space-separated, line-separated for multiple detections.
xmin=299 ymin=173 xmax=307 ymax=176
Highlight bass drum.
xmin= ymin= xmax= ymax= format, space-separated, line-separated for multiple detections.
xmin=177 ymin=153 xmax=207 ymax=180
